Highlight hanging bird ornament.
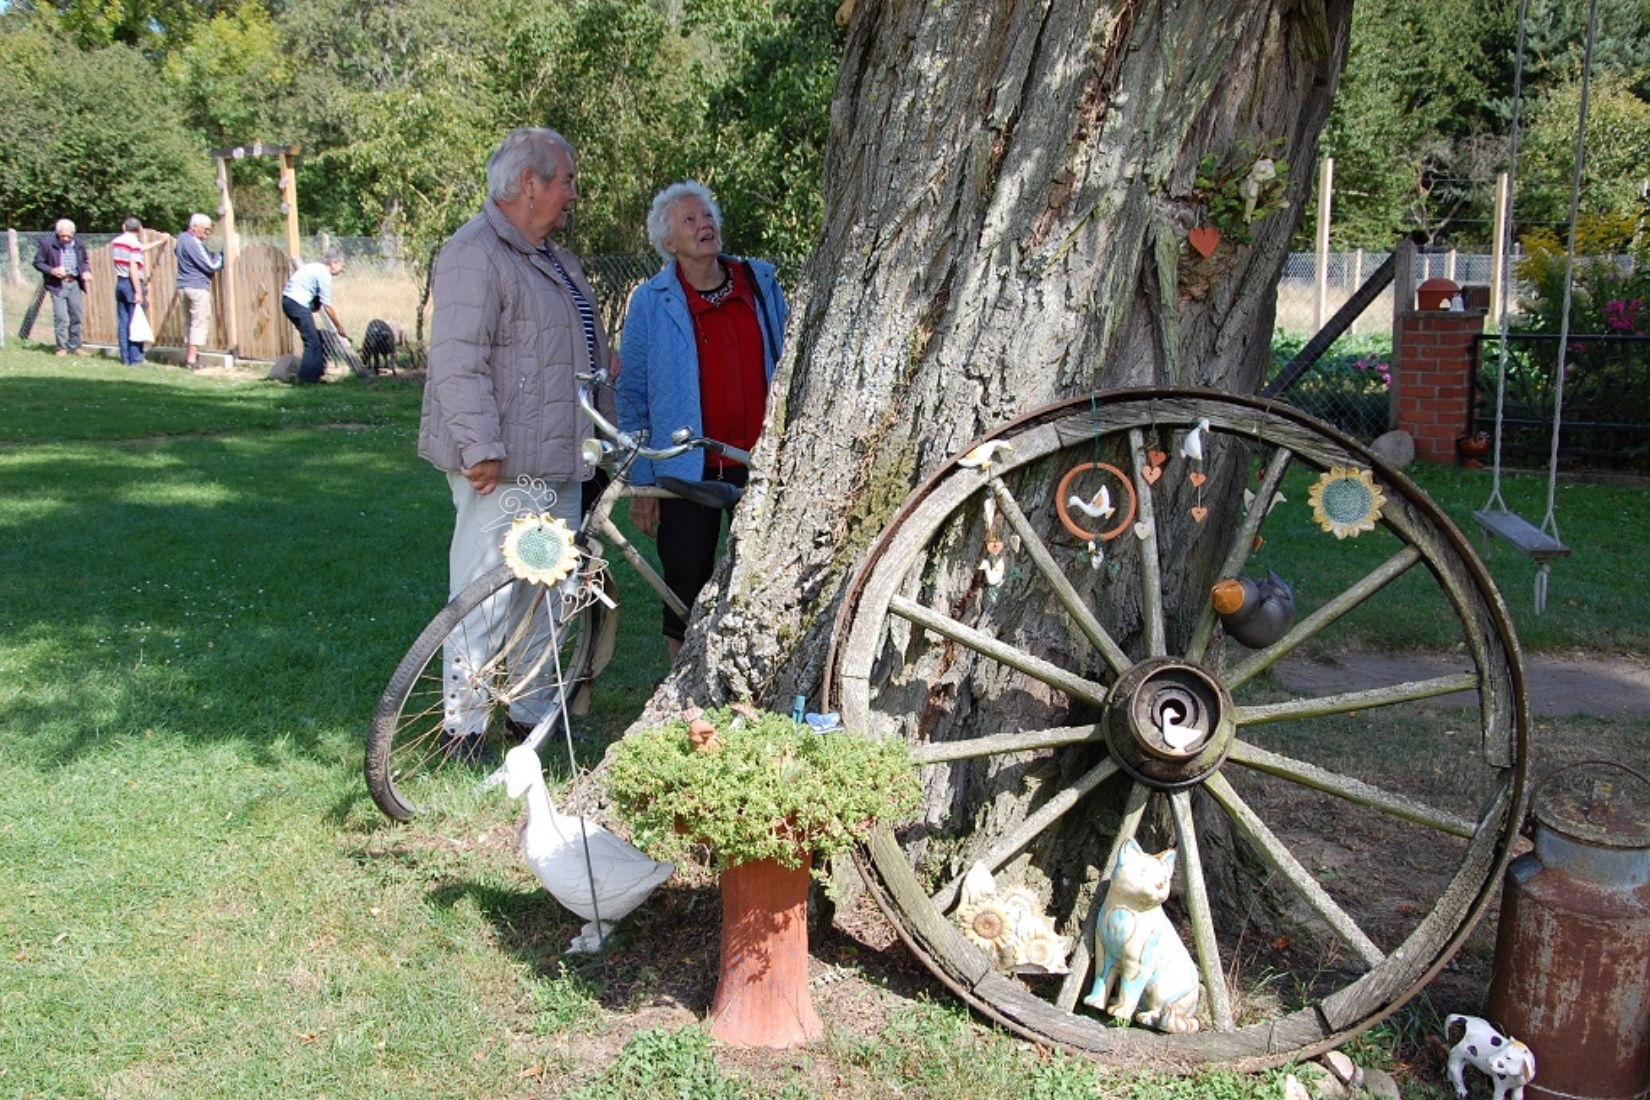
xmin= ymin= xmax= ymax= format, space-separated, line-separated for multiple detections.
xmin=1067 ymin=484 xmax=1116 ymax=520
xmin=1158 ymin=703 xmax=1201 ymax=752
xmin=1180 ymin=418 xmax=1211 ymax=462
xmin=1211 ymin=573 xmax=1296 ymax=649
xmin=959 ymin=440 xmax=1015 ymax=470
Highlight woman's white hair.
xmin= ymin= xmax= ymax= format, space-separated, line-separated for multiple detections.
xmin=486 ymin=128 xmax=574 ymax=203
xmin=646 ymin=181 xmax=722 ymax=264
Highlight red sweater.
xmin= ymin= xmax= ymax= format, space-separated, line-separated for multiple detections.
xmin=679 ymin=262 xmax=768 ymax=470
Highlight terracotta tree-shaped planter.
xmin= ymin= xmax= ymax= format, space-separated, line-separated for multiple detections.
xmin=709 ymin=851 xmax=822 ymax=1047
xmin=604 ymin=707 xmax=920 ymax=1049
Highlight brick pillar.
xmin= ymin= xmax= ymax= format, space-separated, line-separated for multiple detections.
xmin=1393 ymin=309 xmax=1487 ymax=464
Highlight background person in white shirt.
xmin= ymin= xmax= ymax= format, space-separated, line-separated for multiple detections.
xmin=280 ymin=251 xmax=348 ymax=384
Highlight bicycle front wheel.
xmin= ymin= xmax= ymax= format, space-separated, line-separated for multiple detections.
xmin=366 ymin=563 xmax=605 ymax=821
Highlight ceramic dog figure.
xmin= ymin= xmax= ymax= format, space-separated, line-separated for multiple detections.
xmin=1446 ymin=1013 xmax=1536 ymax=1100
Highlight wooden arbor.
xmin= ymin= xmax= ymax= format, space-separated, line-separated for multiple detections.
xmin=826 ymin=390 xmax=1529 ymax=1070
xmin=209 ymin=142 xmax=304 ymax=359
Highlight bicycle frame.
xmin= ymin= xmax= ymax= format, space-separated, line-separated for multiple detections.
xmin=574 ymin=368 xmax=749 ymax=624
xmin=582 ymin=480 xmax=690 ymax=621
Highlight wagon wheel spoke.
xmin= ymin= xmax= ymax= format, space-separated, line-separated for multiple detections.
xmin=888 ymin=594 xmax=1111 ymax=708
xmin=1203 ymin=772 xmax=1386 ymax=969
xmin=1226 ymin=740 xmax=1477 ymax=838
xmin=1186 ymin=451 xmax=1295 ymax=664
xmin=1236 ymin=673 xmax=1481 ymax=727
xmin=912 ymin=723 xmax=1103 ymax=764
xmin=988 ymin=475 xmax=1132 ymax=677
xmin=1127 ymin=428 xmax=1168 ymax=658
xmin=1056 ymin=782 xmax=1152 ymax=1011
xmin=1224 ymin=545 xmax=1425 ymax=689
xmin=928 ymin=756 xmax=1120 ymax=911
xmin=1169 ymin=789 xmax=1236 ymax=1031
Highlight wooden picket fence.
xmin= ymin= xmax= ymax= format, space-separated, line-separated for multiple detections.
xmin=77 ymin=231 xmax=296 ymax=361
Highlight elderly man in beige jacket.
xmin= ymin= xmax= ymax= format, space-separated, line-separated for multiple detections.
xmin=417 ymin=127 xmax=613 ymax=762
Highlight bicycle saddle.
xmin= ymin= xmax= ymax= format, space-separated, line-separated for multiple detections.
xmin=656 ymin=475 xmax=743 ymax=510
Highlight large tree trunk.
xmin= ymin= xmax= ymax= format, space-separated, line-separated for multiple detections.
xmin=657 ymin=0 xmax=1352 ymax=718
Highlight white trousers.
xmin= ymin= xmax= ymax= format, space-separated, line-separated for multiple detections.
xmin=443 ymin=473 xmax=581 ymax=735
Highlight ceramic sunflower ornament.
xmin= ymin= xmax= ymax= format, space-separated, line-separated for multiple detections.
xmin=1308 ymin=466 xmax=1387 ymax=539
xmin=501 ymin=513 xmax=583 ymax=584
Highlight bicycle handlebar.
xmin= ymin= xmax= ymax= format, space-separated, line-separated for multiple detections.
xmin=577 ymin=370 xmax=752 ymax=466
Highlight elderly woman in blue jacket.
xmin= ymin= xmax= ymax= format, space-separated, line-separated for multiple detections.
xmin=617 ymin=181 xmax=787 ymax=662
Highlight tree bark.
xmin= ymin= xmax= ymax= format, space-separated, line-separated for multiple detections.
xmin=654 ymin=0 xmax=1353 ymax=719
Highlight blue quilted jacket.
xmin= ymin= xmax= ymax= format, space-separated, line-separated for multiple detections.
xmin=616 ymin=258 xmax=787 ymax=485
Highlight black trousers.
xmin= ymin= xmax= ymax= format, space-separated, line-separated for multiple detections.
xmin=657 ymin=465 xmax=748 ymax=640
xmin=281 ymin=296 xmax=326 ymax=383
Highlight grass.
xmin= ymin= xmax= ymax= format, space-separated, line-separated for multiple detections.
xmin=0 ymin=341 xmax=1643 ymax=1097
xmin=1250 ymin=458 xmax=1650 ymax=654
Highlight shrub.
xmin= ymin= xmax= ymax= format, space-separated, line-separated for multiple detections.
xmin=603 ymin=707 xmax=922 ymax=873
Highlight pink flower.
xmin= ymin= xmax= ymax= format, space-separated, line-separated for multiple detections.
xmin=1602 ymin=298 xmax=1642 ymax=333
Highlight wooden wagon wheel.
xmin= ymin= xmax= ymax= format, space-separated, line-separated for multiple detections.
xmin=825 ymin=389 xmax=1528 ymax=1070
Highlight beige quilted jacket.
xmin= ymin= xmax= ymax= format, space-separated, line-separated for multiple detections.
xmin=418 ymin=201 xmax=610 ymax=481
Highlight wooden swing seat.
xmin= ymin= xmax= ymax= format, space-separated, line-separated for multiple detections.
xmin=1472 ymin=508 xmax=1571 ymax=563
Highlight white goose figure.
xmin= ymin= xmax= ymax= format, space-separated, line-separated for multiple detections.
xmin=503 ymin=744 xmax=674 ymax=953
xmin=1181 ymin=418 xmax=1211 ymax=461
xmin=1067 ymin=484 xmax=1115 ymax=519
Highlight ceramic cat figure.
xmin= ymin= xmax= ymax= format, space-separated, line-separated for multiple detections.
xmin=1082 ymin=840 xmax=1201 ymax=1033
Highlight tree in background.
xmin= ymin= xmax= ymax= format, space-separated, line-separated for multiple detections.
xmin=497 ymin=0 xmax=707 ymax=255
xmin=0 ymin=24 xmax=215 ymax=229
xmin=1314 ymin=0 xmax=1515 ymax=247
xmin=693 ymin=0 xmax=842 ymax=262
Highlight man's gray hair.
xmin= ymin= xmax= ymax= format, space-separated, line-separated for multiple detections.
xmin=123 ymin=216 xmax=142 ymax=233
xmin=324 ymin=249 xmax=345 ymax=265
xmin=189 ymin=213 xmax=212 ymax=231
xmin=55 ymin=219 xmax=75 ymax=235
xmin=486 ymin=128 xmax=575 ymax=203
xmin=646 ymin=181 xmax=723 ymax=264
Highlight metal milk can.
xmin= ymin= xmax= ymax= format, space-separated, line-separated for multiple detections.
xmin=1487 ymin=762 xmax=1650 ymax=1100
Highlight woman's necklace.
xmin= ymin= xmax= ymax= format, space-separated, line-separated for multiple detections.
xmin=698 ymin=263 xmax=734 ymax=306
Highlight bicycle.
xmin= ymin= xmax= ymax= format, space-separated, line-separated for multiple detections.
xmin=365 ymin=369 xmax=747 ymax=821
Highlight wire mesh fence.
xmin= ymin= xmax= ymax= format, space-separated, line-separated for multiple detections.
xmin=1273 ymin=249 xmax=1520 ymax=338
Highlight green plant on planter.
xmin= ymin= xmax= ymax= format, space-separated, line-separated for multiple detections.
xmin=1192 ymin=139 xmax=1290 ymax=244
xmin=603 ymin=706 xmax=922 ymax=875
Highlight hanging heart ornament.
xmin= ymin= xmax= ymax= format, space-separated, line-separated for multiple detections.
xmin=1188 ymin=225 xmax=1221 ymax=258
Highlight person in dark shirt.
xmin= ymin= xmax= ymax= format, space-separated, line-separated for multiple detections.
xmin=175 ymin=214 xmax=224 ymax=370
xmin=33 ymin=219 xmax=91 ymax=356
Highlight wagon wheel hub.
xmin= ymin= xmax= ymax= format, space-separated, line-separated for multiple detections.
xmin=1102 ymin=658 xmax=1236 ymax=790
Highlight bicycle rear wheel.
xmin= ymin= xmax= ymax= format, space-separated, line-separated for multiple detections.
xmin=366 ymin=563 xmax=606 ymax=821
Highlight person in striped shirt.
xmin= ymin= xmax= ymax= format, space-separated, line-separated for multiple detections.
xmin=110 ymin=217 xmax=171 ymax=366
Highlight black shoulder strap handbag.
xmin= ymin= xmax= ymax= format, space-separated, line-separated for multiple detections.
xmin=739 ymin=259 xmax=782 ymax=367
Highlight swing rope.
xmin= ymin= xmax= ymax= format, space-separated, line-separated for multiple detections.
xmin=1483 ymin=0 xmax=1530 ymax=519
xmin=1481 ymin=0 xmax=1598 ymax=613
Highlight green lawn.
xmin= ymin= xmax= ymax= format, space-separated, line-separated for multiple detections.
xmin=2 ymin=345 xmax=1640 ymax=1097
